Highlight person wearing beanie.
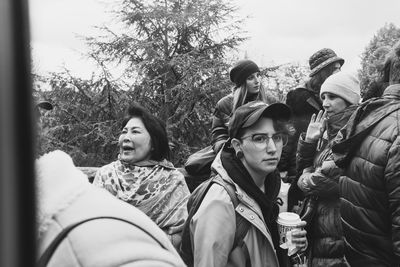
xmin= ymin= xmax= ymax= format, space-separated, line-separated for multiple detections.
xmin=210 ymin=59 xmax=273 ymax=155
xmin=319 ymin=71 xmax=361 ymax=108
xmin=331 ymin=41 xmax=400 ymax=266
xmin=295 ymin=72 xmax=360 ymax=267
xmin=283 ymin=48 xmax=345 ymax=213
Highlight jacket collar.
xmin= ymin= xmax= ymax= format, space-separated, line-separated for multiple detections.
xmin=383 ymin=83 xmax=400 ymax=98
xmin=325 ymin=105 xmax=358 ymax=142
xmin=332 ymin=86 xmax=400 ymax=167
xmin=119 ymin=158 xmax=175 ymax=170
xmin=211 ymin=150 xmax=263 ymax=216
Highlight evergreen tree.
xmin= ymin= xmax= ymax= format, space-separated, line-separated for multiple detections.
xmin=37 ymin=0 xmax=246 ymax=166
xmin=359 ymin=23 xmax=400 ymax=96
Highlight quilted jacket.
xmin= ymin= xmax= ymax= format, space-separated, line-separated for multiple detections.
xmin=296 ymin=106 xmax=356 ymax=267
xmin=332 ymin=84 xmax=400 ymax=266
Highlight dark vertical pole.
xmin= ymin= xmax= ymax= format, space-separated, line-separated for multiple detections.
xmin=0 ymin=0 xmax=36 ymax=266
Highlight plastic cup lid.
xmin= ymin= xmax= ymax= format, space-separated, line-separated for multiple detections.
xmin=276 ymin=212 xmax=301 ymax=226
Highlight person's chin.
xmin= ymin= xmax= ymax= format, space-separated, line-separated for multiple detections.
xmin=249 ymin=87 xmax=259 ymax=94
xmin=120 ymin=152 xmax=136 ymax=162
xmin=261 ymin=161 xmax=277 ymax=171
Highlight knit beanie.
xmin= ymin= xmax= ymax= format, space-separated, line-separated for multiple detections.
xmin=320 ymin=72 xmax=361 ymax=105
xmin=229 ymin=60 xmax=260 ymax=87
xmin=309 ymin=48 xmax=344 ymax=77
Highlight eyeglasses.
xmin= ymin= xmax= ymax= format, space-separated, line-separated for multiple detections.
xmin=241 ymin=133 xmax=288 ymax=149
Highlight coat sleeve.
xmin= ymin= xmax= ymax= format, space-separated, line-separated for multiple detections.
xmin=305 ymin=170 xmax=340 ymax=198
xmin=296 ymin=133 xmax=318 ymax=174
xmin=191 ymin=184 xmax=236 ymax=267
xmin=385 ymin=135 xmax=400 ymax=260
xmin=211 ymin=98 xmax=231 ymax=151
xmin=298 ymin=155 xmax=341 ymax=197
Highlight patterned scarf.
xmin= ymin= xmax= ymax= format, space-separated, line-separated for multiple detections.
xmin=93 ymin=158 xmax=189 ymax=235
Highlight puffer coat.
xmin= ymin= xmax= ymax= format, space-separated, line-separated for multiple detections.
xmin=332 ymin=84 xmax=400 ymax=266
xmin=296 ymin=107 xmax=356 ymax=267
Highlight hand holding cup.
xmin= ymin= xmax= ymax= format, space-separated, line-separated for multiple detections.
xmin=291 ymin=220 xmax=308 ymax=252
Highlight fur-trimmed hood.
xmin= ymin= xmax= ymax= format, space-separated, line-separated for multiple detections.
xmin=35 ymin=150 xmax=90 ymax=238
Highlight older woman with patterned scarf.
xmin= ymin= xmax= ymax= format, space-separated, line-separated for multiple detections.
xmin=93 ymin=103 xmax=190 ymax=249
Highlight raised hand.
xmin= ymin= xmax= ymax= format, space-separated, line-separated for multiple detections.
xmin=305 ymin=110 xmax=326 ymax=142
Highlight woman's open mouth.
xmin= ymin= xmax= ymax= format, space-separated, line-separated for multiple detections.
xmin=122 ymin=145 xmax=134 ymax=152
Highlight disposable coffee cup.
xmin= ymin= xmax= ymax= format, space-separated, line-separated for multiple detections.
xmin=276 ymin=212 xmax=301 ymax=247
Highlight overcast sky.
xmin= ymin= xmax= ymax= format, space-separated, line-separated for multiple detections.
xmin=29 ymin=0 xmax=400 ymax=79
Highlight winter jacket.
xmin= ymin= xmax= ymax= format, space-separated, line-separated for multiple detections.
xmin=190 ymin=149 xmax=280 ymax=267
xmin=285 ymin=85 xmax=323 ymax=211
xmin=36 ymin=150 xmax=185 ymax=267
xmin=296 ymin=106 xmax=356 ymax=267
xmin=332 ymin=84 xmax=400 ymax=266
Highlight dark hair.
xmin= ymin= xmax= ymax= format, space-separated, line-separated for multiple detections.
xmin=385 ymin=41 xmax=400 ymax=85
xmin=307 ymin=62 xmax=340 ymax=94
xmin=363 ymin=43 xmax=400 ymax=101
xmin=121 ymin=103 xmax=170 ymax=161
xmin=362 ymin=80 xmax=388 ymax=102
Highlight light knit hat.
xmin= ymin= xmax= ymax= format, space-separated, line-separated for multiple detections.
xmin=320 ymin=72 xmax=361 ymax=105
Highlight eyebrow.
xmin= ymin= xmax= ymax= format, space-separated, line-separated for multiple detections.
xmin=122 ymin=126 xmax=141 ymax=130
xmin=248 ymin=132 xmax=280 ymax=136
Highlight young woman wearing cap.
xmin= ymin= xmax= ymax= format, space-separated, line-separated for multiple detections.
xmin=296 ymin=72 xmax=361 ymax=266
xmin=211 ymin=59 xmax=273 ymax=154
xmin=190 ymin=100 xmax=308 ymax=267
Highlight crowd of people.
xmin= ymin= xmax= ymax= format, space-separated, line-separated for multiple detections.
xmin=34 ymin=40 xmax=400 ymax=267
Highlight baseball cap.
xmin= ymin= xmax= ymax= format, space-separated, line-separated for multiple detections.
xmin=228 ymin=100 xmax=291 ymax=139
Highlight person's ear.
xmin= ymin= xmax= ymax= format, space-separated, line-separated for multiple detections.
xmin=231 ymin=138 xmax=242 ymax=153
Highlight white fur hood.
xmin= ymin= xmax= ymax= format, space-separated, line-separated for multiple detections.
xmin=36 ymin=150 xmax=90 ymax=238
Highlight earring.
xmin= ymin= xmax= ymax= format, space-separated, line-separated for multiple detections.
xmin=236 ymin=150 xmax=244 ymax=159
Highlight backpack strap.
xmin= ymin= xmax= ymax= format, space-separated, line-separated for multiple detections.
xmin=37 ymin=216 xmax=166 ymax=267
xmin=213 ymin=177 xmax=251 ymax=266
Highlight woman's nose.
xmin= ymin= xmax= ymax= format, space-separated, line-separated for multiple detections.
xmin=266 ymin=138 xmax=277 ymax=153
xmin=121 ymin=132 xmax=133 ymax=142
xmin=322 ymin=99 xmax=330 ymax=109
